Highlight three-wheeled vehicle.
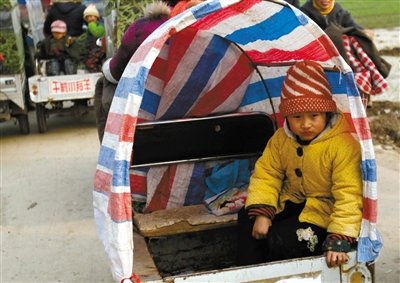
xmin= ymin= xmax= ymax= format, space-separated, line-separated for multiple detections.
xmin=93 ymin=0 xmax=381 ymax=282
xmin=0 ymin=0 xmax=30 ymax=134
xmin=27 ymin=0 xmax=106 ymax=133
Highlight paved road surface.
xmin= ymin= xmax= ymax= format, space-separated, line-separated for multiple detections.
xmin=1 ymin=111 xmax=114 ymax=282
xmin=1 ymin=110 xmax=399 ymax=282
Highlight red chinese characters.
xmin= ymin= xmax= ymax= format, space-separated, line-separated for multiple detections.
xmin=50 ymin=78 xmax=92 ymax=94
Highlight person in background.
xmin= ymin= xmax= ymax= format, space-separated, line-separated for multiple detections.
xmin=35 ymin=20 xmax=80 ymax=76
xmin=95 ymin=0 xmax=173 ymax=142
xmin=43 ymin=0 xmax=86 ymax=37
xmin=237 ymin=61 xmax=363 ymax=268
xmin=300 ymin=0 xmax=362 ymax=30
xmin=285 ymin=0 xmax=300 ymax=8
xmin=80 ymin=4 xmax=105 ymax=72
xmin=300 ymin=0 xmax=390 ymax=109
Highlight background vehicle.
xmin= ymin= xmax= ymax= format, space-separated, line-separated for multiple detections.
xmin=26 ymin=0 xmax=106 ymax=133
xmin=29 ymin=71 xmax=102 ymax=133
xmin=0 ymin=0 xmax=30 ymax=134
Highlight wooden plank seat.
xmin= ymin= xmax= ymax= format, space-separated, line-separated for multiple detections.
xmin=134 ymin=204 xmax=238 ymax=237
xmin=131 ymin=112 xmax=276 ymax=237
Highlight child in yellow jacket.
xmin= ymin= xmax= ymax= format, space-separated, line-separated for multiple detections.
xmin=238 ymin=60 xmax=363 ymax=268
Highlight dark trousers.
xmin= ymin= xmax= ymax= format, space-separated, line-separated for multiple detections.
xmin=237 ymin=201 xmax=327 ymax=266
xmin=94 ymin=76 xmax=117 ymax=142
xmin=46 ymin=58 xmax=76 ymax=76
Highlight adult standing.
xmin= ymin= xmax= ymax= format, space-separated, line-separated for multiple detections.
xmin=95 ymin=1 xmax=173 ymax=142
xmin=43 ymin=0 xmax=86 ymax=37
xmin=300 ymin=0 xmax=362 ymax=30
xmin=300 ymin=0 xmax=390 ymax=108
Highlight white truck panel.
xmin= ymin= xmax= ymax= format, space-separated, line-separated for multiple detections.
xmin=0 ymin=73 xmax=26 ymax=109
xmin=160 ymin=251 xmax=371 ymax=283
xmin=29 ymin=73 xmax=102 ymax=103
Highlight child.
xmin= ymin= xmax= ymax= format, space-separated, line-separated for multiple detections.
xmin=81 ymin=4 xmax=105 ymax=72
xmin=35 ymin=20 xmax=80 ymax=76
xmin=237 ymin=61 xmax=363 ymax=268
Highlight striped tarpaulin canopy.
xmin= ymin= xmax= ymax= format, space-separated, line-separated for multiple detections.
xmin=93 ymin=0 xmax=381 ymax=280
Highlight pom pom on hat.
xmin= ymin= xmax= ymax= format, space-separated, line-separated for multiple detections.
xmin=51 ymin=20 xmax=67 ymax=33
xmin=279 ymin=60 xmax=337 ymax=117
xmin=83 ymin=4 xmax=100 ymax=20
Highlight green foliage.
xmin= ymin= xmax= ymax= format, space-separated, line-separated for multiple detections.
xmin=339 ymin=0 xmax=400 ymax=28
xmin=116 ymin=0 xmax=153 ymax=46
xmin=0 ymin=30 xmax=24 ymax=74
xmin=299 ymin=0 xmax=400 ymax=28
xmin=0 ymin=0 xmax=16 ymax=10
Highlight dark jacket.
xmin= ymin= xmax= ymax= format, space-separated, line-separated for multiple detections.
xmin=43 ymin=2 xmax=86 ymax=37
xmin=36 ymin=35 xmax=80 ymax=62
xmin=300 ymin=1 xmax=362 ymax=30
xmin=285 ymin=0 xmax=300 ymax=8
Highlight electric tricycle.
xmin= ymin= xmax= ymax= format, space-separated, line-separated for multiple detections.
xmin=93 ymin=1 xmax=380 ymax=282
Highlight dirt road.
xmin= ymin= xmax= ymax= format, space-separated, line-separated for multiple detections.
xmin=1 ymin=108 xmax=399 ymax=282
xmin=1 ymin=111 xmax=114 ymax=282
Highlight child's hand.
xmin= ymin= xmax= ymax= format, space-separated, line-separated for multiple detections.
xmin=66 ymin=36 xmax=76 ymax=47
xmin=252 ymin=215 xmax=272 ymax=239
xmin=325 ymin=251 xmax=348 ymax=268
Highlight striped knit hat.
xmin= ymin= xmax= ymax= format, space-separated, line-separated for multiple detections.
xmin=279 ymin=60 xmax=337 ymax=117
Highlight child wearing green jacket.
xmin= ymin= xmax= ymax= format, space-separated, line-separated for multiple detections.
xmin=81 ymin=4 xmax=105 ymax=72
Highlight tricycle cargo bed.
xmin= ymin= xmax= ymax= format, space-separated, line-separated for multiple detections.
xmin=131 ymin=113 xmax=374 ymax=282
xmin=29 ymin=73 xmax=102 ymax=103
xmin=29 ymin=72 xmax=102 ymax=133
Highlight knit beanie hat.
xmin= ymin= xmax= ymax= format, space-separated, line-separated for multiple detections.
xmin=83 ymin=4 xmax=100 ymax=20
xmin=51 ymin=20 xmax=67 ymax=33
xmin=279 ymin=60 xmax=337 ymax=117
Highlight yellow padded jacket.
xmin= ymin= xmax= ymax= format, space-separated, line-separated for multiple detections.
xmin=245 ymin=113 xmax=363 ymax=238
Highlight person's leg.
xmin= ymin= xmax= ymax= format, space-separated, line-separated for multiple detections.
xmin=102 ymin=78 xmax=117 ymax=117
xmin=236 ymin=207 xmax=268 ymax=266
xmin=265 ymin=213 xmax=327 ymax=262
xmin=46 ymin=59 xmax=60 ymax=76
xmin=236 ymin=202 xmax=305 ymax=266
xmin=94 ymin=76 xmax=105 ymax=142
xmin=63 ymin=58 xmax=77 ymax=74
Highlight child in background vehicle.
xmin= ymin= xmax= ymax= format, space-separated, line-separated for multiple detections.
xmin=35 ymin=20 xmax=80 ymax=76
xmin=237 ymin=61 xmax=363 ymax=268
xmin=80 ymin=4 xmax=105 ymax=72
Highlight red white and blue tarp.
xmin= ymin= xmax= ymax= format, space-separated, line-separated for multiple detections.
xmin=93 ymin=0 xmax=382 ymax=280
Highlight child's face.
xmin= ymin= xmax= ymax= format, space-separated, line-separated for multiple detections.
xmin=313 ymin=0 xmax=334 ymax=10
xmin=287 ymin=112 xmax=327 ymax=141
xmin=52 ymin=32 xmax=66 ymax=40
xmin=85 ymin=15 xmax=98 ymax=23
